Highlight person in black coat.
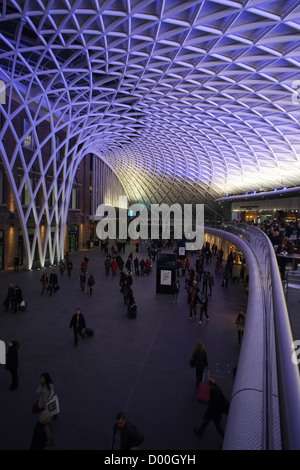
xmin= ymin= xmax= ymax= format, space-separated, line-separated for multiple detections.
xmin=13 ymin=285 xmax=23 ymax=313
xmin=120 ymin=279 xmax=130 ymax=305
xmin=111 ymin=411 xmax=144 ymax=450
xmin=6 ymin=340 xmax=20 ymax=391
xmin=199 ymin=293 xmax=209 ymax=324
xmin=40 ymin=271 xmax=48 ymax=295
xmin=4 ymin=283 xmax=15 ymax=311
xmin=188 ymin=288 xmax=201 ymax=319
xmin=194 ymin=378 xmax=229 ymax=440
xmin=13 ymin=255 xmax=20 ymax=271
xmin=126 ymin=287 xmax=136 ymax=318
xmin=66 ymin=259 xmax=73 ymax=277
xmin=133 ymin=257 xmax=139 ymax=275
xmin=127 ymin=287 xmax=135 ymax=307
xmin=87 ymin=274 xmax=95 ymax=297
xmin=69 ymin=308 xmax=86 ymax=347
xmin=192 ymin=341 xmax=208 ymax=385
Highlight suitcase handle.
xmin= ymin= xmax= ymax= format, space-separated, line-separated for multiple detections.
xmin=203 ymin=368 xmax=210 ymax=382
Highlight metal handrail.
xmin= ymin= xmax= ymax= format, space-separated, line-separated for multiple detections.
xmin=205 ymin=222 xmax=300 ymax=449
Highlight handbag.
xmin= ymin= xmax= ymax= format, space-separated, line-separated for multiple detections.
xmin=46 ymin=394 xmax=60 ymax=416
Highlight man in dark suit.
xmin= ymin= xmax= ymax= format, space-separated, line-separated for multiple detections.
xmin=69 ymin=308 xmax=86 ymax=347
xmin=111 ymin=411 xmax=144 ymax=450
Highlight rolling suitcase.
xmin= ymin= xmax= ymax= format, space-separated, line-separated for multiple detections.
xmin=85 ymin=328 xmax=94 ymax=337
xmin=127 ymin=304 xmax=137 ymax=319
xmin=198 ymin=369 xmax=210 ymax=403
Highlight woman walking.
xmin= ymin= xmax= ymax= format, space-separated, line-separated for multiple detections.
xmin=67 ymin=258 xmax=73 ymax=277
xmin=79 ymin=270 xmax=86 ymax=292
xmin=191 ymin=341 xmax=208 ymax=385
xmin=188 ymin=288 xmax=200 ymax=320
xmin=35 ymin=372 xmax=55 ymax=412
xmin=4 ymin=284 xmax=15 ymax=311
xmin=199 ymin=293 xmax=209 ymax=324
xmin=236 ymin=310 xmax=246 ymax=345
xmin=207 ymin=272 xmax=214 ymax=296
xmin=40 ymin=271 xmax=48 ymax=295
xmin=87 ymin=274 xmax=95 ymax=297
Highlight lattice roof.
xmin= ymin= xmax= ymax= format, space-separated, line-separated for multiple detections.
xmin=1 ymin=0 xmax=300 ymax=213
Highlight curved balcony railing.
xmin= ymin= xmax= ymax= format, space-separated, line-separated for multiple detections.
xmin=205 ymin=222 xmax=300 ymax=450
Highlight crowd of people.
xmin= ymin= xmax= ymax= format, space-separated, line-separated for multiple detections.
xmin=1 ymin=236 xmax=249 ymax=450
xmin=235 ymin=217 xmax=300 ymax=279
xmin=3 ymin=216 xmax=298 ymax=450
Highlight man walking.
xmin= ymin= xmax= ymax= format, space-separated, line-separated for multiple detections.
xmin=69 ymin=308 xmax=86 ymax=347
xmin=194 ymin=378 xmax=229 ymax=443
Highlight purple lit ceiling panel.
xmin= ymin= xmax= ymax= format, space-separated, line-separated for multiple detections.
xmin=0 ymin=0 xmax=300 ymax=214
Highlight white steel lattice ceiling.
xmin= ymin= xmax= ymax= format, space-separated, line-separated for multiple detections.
xmin=1 ymin=0 xmax=300 ymax=215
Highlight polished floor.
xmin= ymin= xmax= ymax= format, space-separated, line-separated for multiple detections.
xmin=0 ymin=243 xmax=248 ymax=451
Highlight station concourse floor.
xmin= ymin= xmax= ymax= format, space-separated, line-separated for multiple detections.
xmin=0 ymin=243 xmax=248 ymax=451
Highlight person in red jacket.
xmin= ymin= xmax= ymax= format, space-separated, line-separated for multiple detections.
xmin=111 ymin=258 xmax=118 ymax=276
xmin=145 ymin=258 xmax=151 ymax=275
xmin=188 ymin=288 xmax=201 ymax=320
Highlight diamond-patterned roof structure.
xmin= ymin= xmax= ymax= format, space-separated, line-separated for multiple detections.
xmin=1 ymin=0 xmax=300 ymax=216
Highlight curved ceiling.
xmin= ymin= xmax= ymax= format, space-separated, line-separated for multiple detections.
xmin=1 ymin=0 xmax=300 ymax=213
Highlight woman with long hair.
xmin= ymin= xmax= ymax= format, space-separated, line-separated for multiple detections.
xmin=36 ymin=372 xmax=55 ymax=412
xmin=192 ymin=341 xmax=208 ymax=385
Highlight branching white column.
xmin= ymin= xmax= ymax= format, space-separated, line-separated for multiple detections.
xmin=0 ymin=93 xmax=86 ymax=269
